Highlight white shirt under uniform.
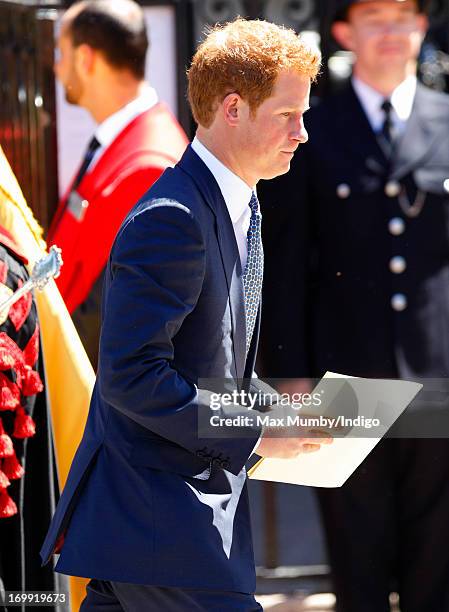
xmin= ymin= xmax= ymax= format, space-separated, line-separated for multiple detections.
xmin=352 ymin=74 xmax=417 ymax=136
xmin=90 ymin=85 xmax=159 ymax=170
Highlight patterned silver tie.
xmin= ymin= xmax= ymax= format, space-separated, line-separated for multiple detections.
xmin=243 ymin=192 xmax=264 ymax=355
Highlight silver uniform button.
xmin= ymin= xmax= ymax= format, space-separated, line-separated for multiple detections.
xmin=390 ymin=256 xmax=406 ymax=274
xmin=388 ymin=217 xmax=405 ymax=236
xmin=391 ymin=293 xmax=407 ymax=311
xmin=444 ymin=179 xmax=449 ymax=193
xmin=385 ymin=180 xmax=401 ymax=198
xmin=336 ymin=183 xmax=351 ymax=199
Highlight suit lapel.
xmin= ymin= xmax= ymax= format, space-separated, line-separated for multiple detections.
xmin=217 ymin=217 xmax=247 ymax=381
xmin=179 ymin=146 xmax=247 ymax=380
xmin=390 ymin=84 xmax=443 ymax=180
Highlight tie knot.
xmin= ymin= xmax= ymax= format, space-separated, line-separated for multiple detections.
xmin=71 ymin=136 xmax=102 ymax=191
xmin=381 ymin=99 xmax=393 ymax=117
xmin=249 ymin=192 xmax=260 ymax=215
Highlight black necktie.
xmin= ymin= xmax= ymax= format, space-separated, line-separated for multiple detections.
xmin=71 ymin=136 xmax=101 ymax=191
xmin=49 ymin=136 xmax=101 ymax=235
xmin=381 ymin=99 xmax=394 ymax=144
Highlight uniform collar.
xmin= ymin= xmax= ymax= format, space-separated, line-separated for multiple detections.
xmin=95 ymin=85 xmax=159 ymax=150
xmin=352 ymin=75 xmax=417 ymax=132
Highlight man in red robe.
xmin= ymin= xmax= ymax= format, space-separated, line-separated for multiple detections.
xmin=49 ymin=0 xmax=188 ymax=368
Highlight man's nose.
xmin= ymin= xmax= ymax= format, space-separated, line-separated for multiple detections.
xmin=298 ymin=125 xmax=309 ymax=144
xmin=292 ymin=123 xmax=308 ymax=145
xmin=290 ymin=116 xmax=309 ymax=144
xmin=379 ymin=21 xmax=410 ymax=35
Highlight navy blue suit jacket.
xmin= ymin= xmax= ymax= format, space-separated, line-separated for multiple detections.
xmin=40 ymin=146 xmax=263 ymax=592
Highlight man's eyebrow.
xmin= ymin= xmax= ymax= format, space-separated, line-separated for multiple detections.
xmin=359 ymin=6 xmax=382 ymax=14
xmin=357 ymin=7 xmax=387 ymax=17
xmin=278 ymin=105 xmax=311 ymax=113
xmin=358 ymin=5 xmax=415 ymax=16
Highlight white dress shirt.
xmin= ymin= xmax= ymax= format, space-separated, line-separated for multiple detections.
xmin=90 ymin=85 xmax=159 ymax=170
xmin=352 ymin=75 xmax=417 ymax=136
xmin=191 ymin=136 xmax=254 ymax=271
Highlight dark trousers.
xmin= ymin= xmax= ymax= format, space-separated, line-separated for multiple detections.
xmin=80 ymin=579 xmax=263 ymax=611
xmin=318 ymin=438 xmax=449 ymax=612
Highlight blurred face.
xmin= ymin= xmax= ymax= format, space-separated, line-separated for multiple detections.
xmin=238 ymin=70 xmax=311 ymax=185
xmin=54 ymin=29 xmax=84 ymax=105
xmin=333 ymin=1 xmax=427 ymax=74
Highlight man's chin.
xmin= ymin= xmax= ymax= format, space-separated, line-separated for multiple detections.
xmin=264 ymin=162 xmax=292 ymax=180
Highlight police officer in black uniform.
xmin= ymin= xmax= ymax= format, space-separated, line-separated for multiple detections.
xmin=258 ymin=1 xmax=449 ymax=610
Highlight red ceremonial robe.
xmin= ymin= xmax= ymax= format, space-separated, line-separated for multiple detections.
xmin=48 ymin=103 xmax=188 ymax=315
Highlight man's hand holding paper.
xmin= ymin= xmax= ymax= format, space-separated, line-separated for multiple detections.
xmin=249 ymin=372 xmax=423 ymax=487
xmin=255 ymin=421 xmax=334 ymax=458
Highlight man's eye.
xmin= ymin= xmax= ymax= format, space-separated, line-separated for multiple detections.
xmin=282 ymin=112 xmax=291 ymax=118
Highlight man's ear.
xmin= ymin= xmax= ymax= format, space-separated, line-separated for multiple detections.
xmin=222 ymin=93 xmax=242 ymax=127
xmin=416 ymin=13 xmax=429 ymax=39
xmin=75 ymin=44 xmax=95 ymax=77
xmin=332 ymin=21 xmax=355 ymax=51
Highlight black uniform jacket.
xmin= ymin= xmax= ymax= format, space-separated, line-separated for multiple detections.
xmin=259 ymin=82 xmax=449 ymax=383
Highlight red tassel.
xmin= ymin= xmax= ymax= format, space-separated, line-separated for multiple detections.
xmin=23 ymin=324 xmax=40 ymax=367
xmin=21 ymin=367 xmax=43 ymax=397
xmin=8 ymin=280 xmax=32 ymax=332
xmin=0 ymin=332 xmax=25 ymax=371
xmin=0 ymin=488 xmax=18 ymax=518
xmin=0 ymin=372 xmax=21 ymax=410
xmin=0 ymin=435 xmax=13 ymax=458
xmin=0 ymin=350 xmax=15 ymax=371
xmin=0 ymin=418 xmax=14 ymax=458
xmin=0 ymin=468 xmax=10 ymax=489
xmin=13 ymin=406 xmax=36 ymax=439
xmin=2 ymin=452 xmax=24 ymax=480
xmin=0 ymin=261 xmax=8 ymax=285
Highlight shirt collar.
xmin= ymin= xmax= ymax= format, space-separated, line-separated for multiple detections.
xmin=95 ymin=85 xmax=159 ymax=150
xmin=390 ymin=75 xmax=417 ymax=121
xmin=352 ymin=75 xmax=417 ymax=130
xmin=191 ymin=136 xmax=253 ymax=223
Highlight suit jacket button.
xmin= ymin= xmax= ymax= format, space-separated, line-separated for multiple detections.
xmin=385 ymin=180 xmax=401 ymax=198
xmin=391 ymin=293 xmax=407 ymax=311
xmin=388 ymin=217 xmax=405 ymax=236
xmin=336 ymin=183 xmax=351 ymax=199
xmin=389 ymin=256 xmax=406 ymax=274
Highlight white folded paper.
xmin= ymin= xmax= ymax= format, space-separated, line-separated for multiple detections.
xmin=248 ymin=372 xmax=422 ymax=488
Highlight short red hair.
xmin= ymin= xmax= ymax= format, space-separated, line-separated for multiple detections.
xmin=188 ymin=18 xmax=320 ymax=128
